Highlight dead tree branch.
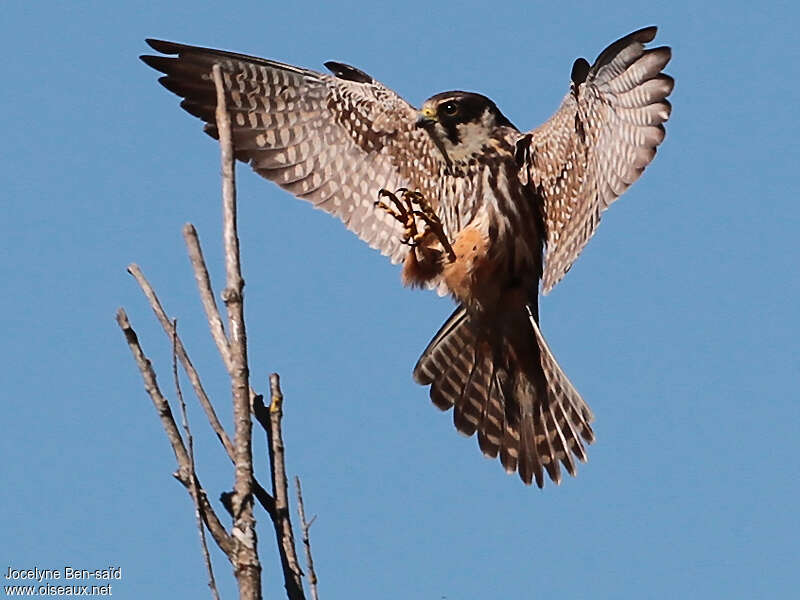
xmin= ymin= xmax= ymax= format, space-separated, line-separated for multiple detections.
xmin=295 ymin=477 xmax=320 ymax=600
xmin=212 ymin=63 xmax=262 ymax=599
xmin=126 ymin=262 xmax=276 ymax=517
xmin=116 ymin=308 xmax=235 ymax=558
xmin=183 ymin=223 xmax=233 ymax=374
xmin=120 ymin=60 xmax=320 ymax=600
xmin=128 ymin=263 xmax=235 ymax=460
xmin=173 ymin=320 xmax=221 ymax=600
xmin=253 ymin=376 xmax=305 ymax=600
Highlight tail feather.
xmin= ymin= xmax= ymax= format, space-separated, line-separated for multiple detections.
xmin=451 ymin=345 xmax=482 ymax=435
xmin=495 ymin=372 xmax=520 ymax=473
xmin=426 ymin=317 xmax=476 ymax=413
xmin=452 ymin=343 xmax=491 ymax=437
xmin=539 ymin=401 xmax=562 ymax=484
xmin=476 ymin=365 xmax=504 ymax=458
xmin=499 ymin=420 xmax=520 ymax=473
xmin=519 ymin=415 xmax=545 ymax=488
xmin=414 ymin=304 xmax=594 ymax=487
xmin=547 ymin=403 xmax=577 ymax=477
xmin=528 ymin=306 xmax=595 ymax=449
xmin=433 ymin=342 xmax=474 ymax=415
xmin=414 ymin=307 xmax=469 ymax=387
xmin=558 ymin=400 xmax=589 ymax=464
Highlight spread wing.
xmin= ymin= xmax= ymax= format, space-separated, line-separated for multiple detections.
xmin=141 ymin=40 xmax=442 ymax=264
xmin=524 ymin=26 xmax=674 ymax=293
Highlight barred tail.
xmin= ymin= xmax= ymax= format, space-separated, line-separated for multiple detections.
xmin=413 ymin=305 xmax=594 ymax=487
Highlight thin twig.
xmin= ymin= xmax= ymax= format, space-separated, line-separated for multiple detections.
xmin=116 ymin=308 xmax=234 ymax=557
xmin=213 ymin=63 xmax=261 ymax=599
xmin=173 ymin=320 xmax=221 ymax=600
xmin=253 ymin=375 xmax=305 ymax=600
xmin=126 ymin=262 xmax=276 ymax=516
xmin=183 ymin=223 xmax=233 ymax=373
xmin=295 ymin=477 xmax=319 ymax=600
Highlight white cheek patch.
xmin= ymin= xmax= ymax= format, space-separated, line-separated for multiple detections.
xmin=442 ymin=120 xmax=491 ymax=162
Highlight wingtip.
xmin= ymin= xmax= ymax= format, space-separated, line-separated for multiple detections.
xmin=144 ymin=38 xmax=181 ymax=54
xmin=323 ymin=60 xmax=373 ymax=83
xmin=633 ymin=25 xmax=658 ymax=42
xmin=661 ymin=73 xmax=676 ymax=94
xmin=571 ymin=57 xmax=591 ymax=86
xmin=139 ymin=54 xmax=170 ymax=71
xmin=656 ymin=45 xmax=672 ymax=61
xmin=412 ymin=362 xmax=431 ymax=385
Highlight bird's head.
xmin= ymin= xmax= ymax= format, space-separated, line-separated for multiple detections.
xmin=416 ymin=91 xmax=516 ymax=166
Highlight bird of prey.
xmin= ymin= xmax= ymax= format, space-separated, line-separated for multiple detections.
xmin=141 ymin=26 xmax=673 ymax=487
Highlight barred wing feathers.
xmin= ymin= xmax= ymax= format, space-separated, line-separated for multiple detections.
xmin=527 ymin=26 xmax=674 ymax=293
xmin=141 ymin=40 xmax=442 ymax=264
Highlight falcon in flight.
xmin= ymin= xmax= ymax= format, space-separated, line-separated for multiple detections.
xmin=142 ymin=27 xmax=673 ymax=487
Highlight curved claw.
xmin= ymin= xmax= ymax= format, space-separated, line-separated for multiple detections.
xmin=376 ymin=189 xmax=410 ymax=216
xmin=376 ymin=187 xmax=455 ymax=261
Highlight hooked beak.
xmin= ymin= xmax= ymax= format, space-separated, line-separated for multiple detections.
xmin=415 ymin=106 xmax=437 ymax=129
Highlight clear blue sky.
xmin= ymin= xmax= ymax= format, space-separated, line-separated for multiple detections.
xmin=2 ymin=1 xmax=798 ymax=598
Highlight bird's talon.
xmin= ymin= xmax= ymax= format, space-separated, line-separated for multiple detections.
xmin=378 ymin=188 xmax=455 ymax=261
xmin=378 ymin=188 xmax=421 ymax=240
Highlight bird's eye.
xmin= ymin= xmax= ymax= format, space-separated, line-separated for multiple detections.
xmin=440 ymin=101 xmax=458 ymax=116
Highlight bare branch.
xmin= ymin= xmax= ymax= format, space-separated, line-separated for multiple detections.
xmin=116 ymin=308 xmax=234 ymax=557
xmin=173 ymin=320 xmax=221 ymax=600
xmin=184 ymin=225 xmax=267 ymax=422
xmin=125 ymin=57 xmax=323 ymax=600
xmin=295 ymin=477 xmax=320 ymax=600
xmin=213 ymin=63 xmax=262 ymax=599
xmin=127 ymin=263 xmax=235 ymax=459
xmin=253 ymin=376 xmax=305 ymax=600
xmin=184 ymin=226 xmax=261 ymax=399
xmin=183 ymin=223 xmax=233 ymax=373
xmin=126 ymin=262 xmax=276 ymax=517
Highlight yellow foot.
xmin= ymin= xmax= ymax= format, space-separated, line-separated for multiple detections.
xmin=375 ymin=188 xmax=456 ymax=261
